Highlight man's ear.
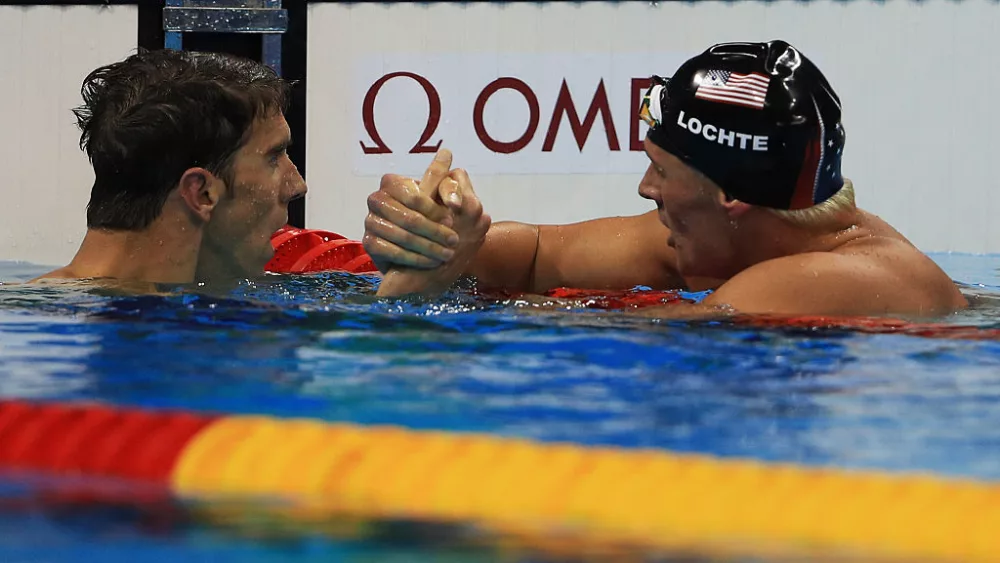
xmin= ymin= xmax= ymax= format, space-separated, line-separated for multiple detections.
xmin=723 ymin=200 xmax=753 ymax=219
xmin=720 ymin=193 xmax=753 ymax=219
xmin=178 ymin=167 xmax=225 ymax=223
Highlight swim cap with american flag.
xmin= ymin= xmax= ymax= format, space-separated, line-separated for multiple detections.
xmin=642 ymin=40 xmax=846 ymax=211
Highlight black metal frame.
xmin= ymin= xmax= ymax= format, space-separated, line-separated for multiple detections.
xmin=282 ymin=0 xmax=308 ymax=228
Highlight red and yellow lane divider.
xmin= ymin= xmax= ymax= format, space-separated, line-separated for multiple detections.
xmin=0 ymin=399 xmax=997 ymax=562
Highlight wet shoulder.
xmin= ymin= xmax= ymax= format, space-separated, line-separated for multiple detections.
xmin=832 ymin=213 xmax=967 ymax=312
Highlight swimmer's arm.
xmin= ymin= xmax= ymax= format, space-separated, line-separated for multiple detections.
xmin=466 ymin=210 xmax=686 ymax=293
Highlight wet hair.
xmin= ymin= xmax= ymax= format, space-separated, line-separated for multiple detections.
xmin=769 ymin=180 xmax=856 ymax=227
xmin=74 ymin=48 xmax=291 ymax=230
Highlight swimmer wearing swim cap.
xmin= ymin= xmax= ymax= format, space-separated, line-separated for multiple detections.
xmin=638 ymin=40 xmax=845 ymax=212
xmin=366 ymin=40 xmax=967 ymax=318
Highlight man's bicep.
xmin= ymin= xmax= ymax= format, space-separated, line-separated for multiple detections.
xmin=533 ymin=210 xmax=684 ymax=292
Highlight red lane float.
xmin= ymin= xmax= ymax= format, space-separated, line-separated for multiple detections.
xmin=0 ymin=401 xmax=217 ymax=482
xmin=480 ymin=286 xmax=690 ymax=310
xmin=493 ymin=286 xmax=1000 ymax=340
xmin=266 ymin=226 xmax=377 ymax=274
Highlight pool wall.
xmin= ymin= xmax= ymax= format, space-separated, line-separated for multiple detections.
xmin=0 ymin=4 xmax=136 ymax=267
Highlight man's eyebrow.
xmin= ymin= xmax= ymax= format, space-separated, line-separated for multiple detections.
xmin=267 ymin=137 xmax=293 ymax=154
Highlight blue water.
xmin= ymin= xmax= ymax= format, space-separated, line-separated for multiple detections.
xmin=0 ymin=253 xmax=998 ymax=562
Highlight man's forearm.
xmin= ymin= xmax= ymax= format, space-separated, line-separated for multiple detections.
xmin=464 ymin=222 xmax=541 ymax=291
xmin=375 ymin=271 xmax=441 ymax=297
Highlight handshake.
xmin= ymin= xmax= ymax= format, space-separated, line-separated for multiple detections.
xmin=363 ymin=149 xmax=492 ymax=297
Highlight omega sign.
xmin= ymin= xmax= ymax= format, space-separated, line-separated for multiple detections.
xmin=359 ymin=72 xmax=655 ymax=156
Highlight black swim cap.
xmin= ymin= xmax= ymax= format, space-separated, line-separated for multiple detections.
xmin=639 ymin=40 xmax=845 ymax=210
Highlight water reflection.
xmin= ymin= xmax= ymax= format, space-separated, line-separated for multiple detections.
xmin=0 ymin=260 xmax=997 ymax=480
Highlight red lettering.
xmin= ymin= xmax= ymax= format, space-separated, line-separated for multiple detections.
xmin=361 ymin=75 xmax=648 ymax=156
xmin=360 ymin=72 xmax=442 ymax=155
xmin=542 ymin=79 xmax=620 ymax=152
xmin=631 ymin=77 xmax=653 ymax=151
xmin=473 ymin=78 xmax=540 ymax=154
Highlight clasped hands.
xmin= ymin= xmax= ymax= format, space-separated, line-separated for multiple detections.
xmin=363 ymin=149 xmax=491 ymax=297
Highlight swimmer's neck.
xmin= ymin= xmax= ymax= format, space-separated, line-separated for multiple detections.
xmin=36 ymin=215 xmax=203 ymax=285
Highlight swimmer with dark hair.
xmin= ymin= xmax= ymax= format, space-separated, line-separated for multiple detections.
xmin=34 ymin=49 xmax=306 ymax=288
xmin=365 ymin=40 xmax=967 ymax=318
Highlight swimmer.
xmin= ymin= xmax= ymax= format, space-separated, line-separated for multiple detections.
xmin=365 ymin=40 xmax=967 ymax=317
xmin=34 ymin=49 xmax=306 ymax=287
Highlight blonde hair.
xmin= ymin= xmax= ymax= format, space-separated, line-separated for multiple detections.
xmin=768 ymin=179 xmax=856 ymax=227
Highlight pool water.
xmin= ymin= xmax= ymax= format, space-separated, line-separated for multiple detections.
xmin=0 ymin=253 xmax=998 ymax=562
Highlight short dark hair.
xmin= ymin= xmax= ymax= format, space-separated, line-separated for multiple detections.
xmin=74 ymin=49 xmax=291 ymax=230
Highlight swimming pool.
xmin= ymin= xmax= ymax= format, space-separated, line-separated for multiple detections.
xmin=0 ymin=253 xmax=998 ymax=562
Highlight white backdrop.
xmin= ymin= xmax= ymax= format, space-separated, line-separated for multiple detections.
xmin=306 ymin=0 xmax=1000 ymax=254
xmin=3 ymin=1 xmax=998 ymax=267
xmin=0 ymin=5 xmax=137 ymax=267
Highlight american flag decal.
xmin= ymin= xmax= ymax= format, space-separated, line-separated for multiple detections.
xmin=694 ymin=70 xmax=770 ymax=110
